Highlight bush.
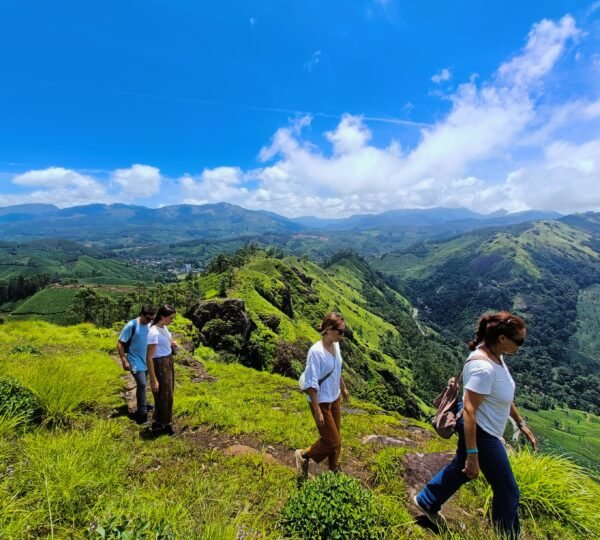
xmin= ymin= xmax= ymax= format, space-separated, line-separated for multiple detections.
xmin=0 ymin=376 xmax=43 ymax=428
xmin=280 ymin=472 xmax=390 ymax=539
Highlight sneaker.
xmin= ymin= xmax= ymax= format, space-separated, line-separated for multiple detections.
xmin=412 ymin=495 xmax=445 ymax=525
xmin=134 ymin=411 xmax=148 ymax=425
xmin=295 ymin=449 xmax=309 ymax=478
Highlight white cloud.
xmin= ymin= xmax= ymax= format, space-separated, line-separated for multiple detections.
xmin=181 ymin=166 xmax=248 ymax=205
xmin=303 ymin=50 xmax=322 ymax=72
xmin=431 ymin=68 xmax=452 ymax=84
xmin=175 ymin=13 xmax=595 ymax=217
xmin=111 ymin=164 xmax=162 ymax=197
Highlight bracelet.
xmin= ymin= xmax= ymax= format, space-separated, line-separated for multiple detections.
xmin=466 ymin=448 xmax=479 ymax=454
xmin=517 ymin=420 xmax=527 ymax=429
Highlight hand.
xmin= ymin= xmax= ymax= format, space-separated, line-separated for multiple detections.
xmin=151 ymin=378 xmax=159 ymax=393
xmin=341 ymin=388 xmax=350 ymax=402
xmin=314 ymin=409 xmax=325 ymax=427
xmin=520 ymin=425 xmax=538 ymax=451
xmin=462 ymin=454 xmax=480 ymax=480
xmin=121 ymin=358 xmax=131 ymax=371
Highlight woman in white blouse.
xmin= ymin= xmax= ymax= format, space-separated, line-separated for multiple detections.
xmin=146 ymin=305 xmax=178 ymax=435
xmin=295 ymin=312 xmax=350 ymax=476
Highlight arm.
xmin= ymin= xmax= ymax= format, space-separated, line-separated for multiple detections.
xmin=306 ymin=388 xmax=325 ymax=426
xmin=116 ymin=340 xmax=130 ymax=370
xmin=340 ymin=376 xmax=349 ymax=402
xmin=462 ymin=389 xmax=486 ymax=479
xmin=510 ymin=402 xmax=537 ymax=450
xmin=147 ymin=344 xmax=158 ymax=392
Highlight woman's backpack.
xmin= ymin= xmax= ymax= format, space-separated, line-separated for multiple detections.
xmin=431 ymin=355 xmax=487 ymax=438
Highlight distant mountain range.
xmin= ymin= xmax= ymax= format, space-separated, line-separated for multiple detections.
xmin=0 ymin=202 xmax=563 ymax=246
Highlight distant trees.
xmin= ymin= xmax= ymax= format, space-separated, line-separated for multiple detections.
xmin=0 ymin=274 xmax=53 ymax=305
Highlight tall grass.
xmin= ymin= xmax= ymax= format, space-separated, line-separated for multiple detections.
xmin=0 ymin=412 xmax=27 ymax=438
xmin=479 ymin=451 xmax=600 ymax=537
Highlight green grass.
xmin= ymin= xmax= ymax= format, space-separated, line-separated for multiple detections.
xmin=10 ymin=288 xmax=79 ymax=324
xmin=1 ymin=319 xmax=599 ymax=539
xmin=524 ymin=407 xmax=600 ymax=473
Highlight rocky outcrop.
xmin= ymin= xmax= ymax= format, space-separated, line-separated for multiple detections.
xmin=185 ymin=299 xmax=257 ymax=363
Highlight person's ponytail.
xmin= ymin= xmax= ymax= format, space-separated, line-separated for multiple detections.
xmin=468 ymin=314 xmax=490 ymax=351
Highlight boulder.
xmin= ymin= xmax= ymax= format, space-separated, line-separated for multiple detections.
xmin=361 ymin=434 xmax=418 ymax=447
xmin=402 ymin=452 xmax=455 ymax=496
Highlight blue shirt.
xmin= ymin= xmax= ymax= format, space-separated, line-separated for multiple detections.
xmin=119 ymin=318 xmax=150 ymax=373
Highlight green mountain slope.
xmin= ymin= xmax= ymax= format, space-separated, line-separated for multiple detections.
xmin=0 ymin=240 xmax=155 ymax=284
xmin=189 ymin=249 xmax=465 ymax=417
xmin=372 ymin=217 xmax=600 ymax=413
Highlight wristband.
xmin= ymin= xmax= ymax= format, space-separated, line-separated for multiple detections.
xmin=466 ymin=448 xmax=479 ymax=454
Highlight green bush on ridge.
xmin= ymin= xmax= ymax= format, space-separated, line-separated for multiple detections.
xmin=280 ymin=472 xmax=390 ymax=539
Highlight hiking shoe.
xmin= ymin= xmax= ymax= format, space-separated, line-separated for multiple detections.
xmin=412 ymin=495 xmax=445 ymax=525
xmin=295 ymin=449 xmax=309 ymax=478
xmin=134 ymin=411 xmax=148 ymax=424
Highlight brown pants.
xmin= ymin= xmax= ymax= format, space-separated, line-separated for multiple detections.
xmin=152 ymin=355 xmax=174 ymax=426
xmin=305 ymin=397 xmax=342 ymax=471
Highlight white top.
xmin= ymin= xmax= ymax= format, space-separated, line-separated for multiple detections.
xmin=301 ymin=341 xmax=343 ymax=404
xmin=462 ymin=349 xmax=515 ymax=439
xmin=147 ymin=325 xmax=173 ymax=358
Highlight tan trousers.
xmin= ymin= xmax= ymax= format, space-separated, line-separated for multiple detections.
xmin=305 ymin=397 xmax=342 ymax=471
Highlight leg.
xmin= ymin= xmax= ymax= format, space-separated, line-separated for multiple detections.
xmin=132 ymin=370 xmax=147 ymax=415
xmin=417 ymin=424 xmax=469 ymax=513
xmin=477 ymin=432 xmax=520 ymax=539
xmin=152 ymin=357 xmax=173 ymax=427
xmin=305 ymin=402 xmax=341 ymax=469
xmin=328 ymin=397 xmax=342 ymax=470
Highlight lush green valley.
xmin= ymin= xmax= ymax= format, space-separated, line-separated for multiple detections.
xmin=373 ymin=217 xmax=600 ymax=414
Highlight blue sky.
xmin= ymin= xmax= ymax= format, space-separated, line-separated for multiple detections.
xmin=1 ymin=0 xmax=599 ymax=216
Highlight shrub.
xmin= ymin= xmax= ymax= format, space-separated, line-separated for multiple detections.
xmin=0 ymin=376 xmax=43 ymax=428
xmin=10 ymin=344 xmax=42 ymax=355
xmin=280 ymin=472 xmax=390 ymax=539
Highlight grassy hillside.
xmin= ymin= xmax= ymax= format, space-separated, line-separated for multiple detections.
xmin=191 ymin=249 xmax=465 ymax=417
xmin=0 ymin=240 xmax=155 ymax=284
xmin=0 ymin=320 xmax=598 ymax=539
xmin=524 ymin=408 xmax=600 ymax=474
xmin=10 ymin=287 xmax=80 ymax=324
xmin=373 ymin=218 xmax=600 ymax=414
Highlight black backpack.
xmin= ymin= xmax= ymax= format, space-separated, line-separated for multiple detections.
xmin=123 ymin=319 xmax=138 ymax=354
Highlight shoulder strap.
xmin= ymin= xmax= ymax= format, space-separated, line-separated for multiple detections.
xmin=454 ymin=353 xmax=490 ymax=381
xmin=318 ymin=344 xmax=338 ymax=385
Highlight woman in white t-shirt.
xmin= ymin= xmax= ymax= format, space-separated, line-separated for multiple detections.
xmin=295 ymin=312 xmax=350 ymax=477
xmin=146 ymin=305 xmax=178 ymax=435
xmin=414 ymin=311 xmax=537 ymax=539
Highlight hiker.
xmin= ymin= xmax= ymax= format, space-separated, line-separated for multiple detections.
xmin=146 ymin=305 xmax=179 ymax=435
xmin=117 ymin=305 xmax=156 ymax=423
xmin=295 ymin=312 xmax=350 ymax=477
xmin=414 ymin=311 xmax=537 ymax=539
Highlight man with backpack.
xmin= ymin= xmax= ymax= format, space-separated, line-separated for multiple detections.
xmin=117 ymin=305 xmax=156 ymax=424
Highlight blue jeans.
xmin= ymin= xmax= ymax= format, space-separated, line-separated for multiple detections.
xmin=417 ymin=417 xmax=520 ymax=539
xmin=132 ymin=370 xmax=148 ymax=414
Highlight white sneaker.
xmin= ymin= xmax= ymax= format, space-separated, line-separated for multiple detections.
xmin=294 ymin=449 xmax=309 ymax=478
xmin=412 ymin=495 xmax=446 ymax=525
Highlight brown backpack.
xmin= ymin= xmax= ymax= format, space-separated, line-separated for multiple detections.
xmin=431 ymin=355 xmax=487 ymax=438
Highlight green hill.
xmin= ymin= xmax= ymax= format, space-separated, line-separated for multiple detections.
xmin=189 ymin=249 xmax=465 ymax=417
xmin=372 ymin=217 xmax=600 ymax=414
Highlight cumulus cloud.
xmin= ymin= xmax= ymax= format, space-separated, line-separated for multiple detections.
xmin=111 ymin=164 xmax=162 ymax=197
xmin=431 ymin=68 xmax=452 ymax=84
xmin=1 ymin=164 xmax=164 ymax=208
xmin=185 ymin=14 xmax=597 ymax=217
xmin=181 ymin=166 xmax=248 ymax=205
